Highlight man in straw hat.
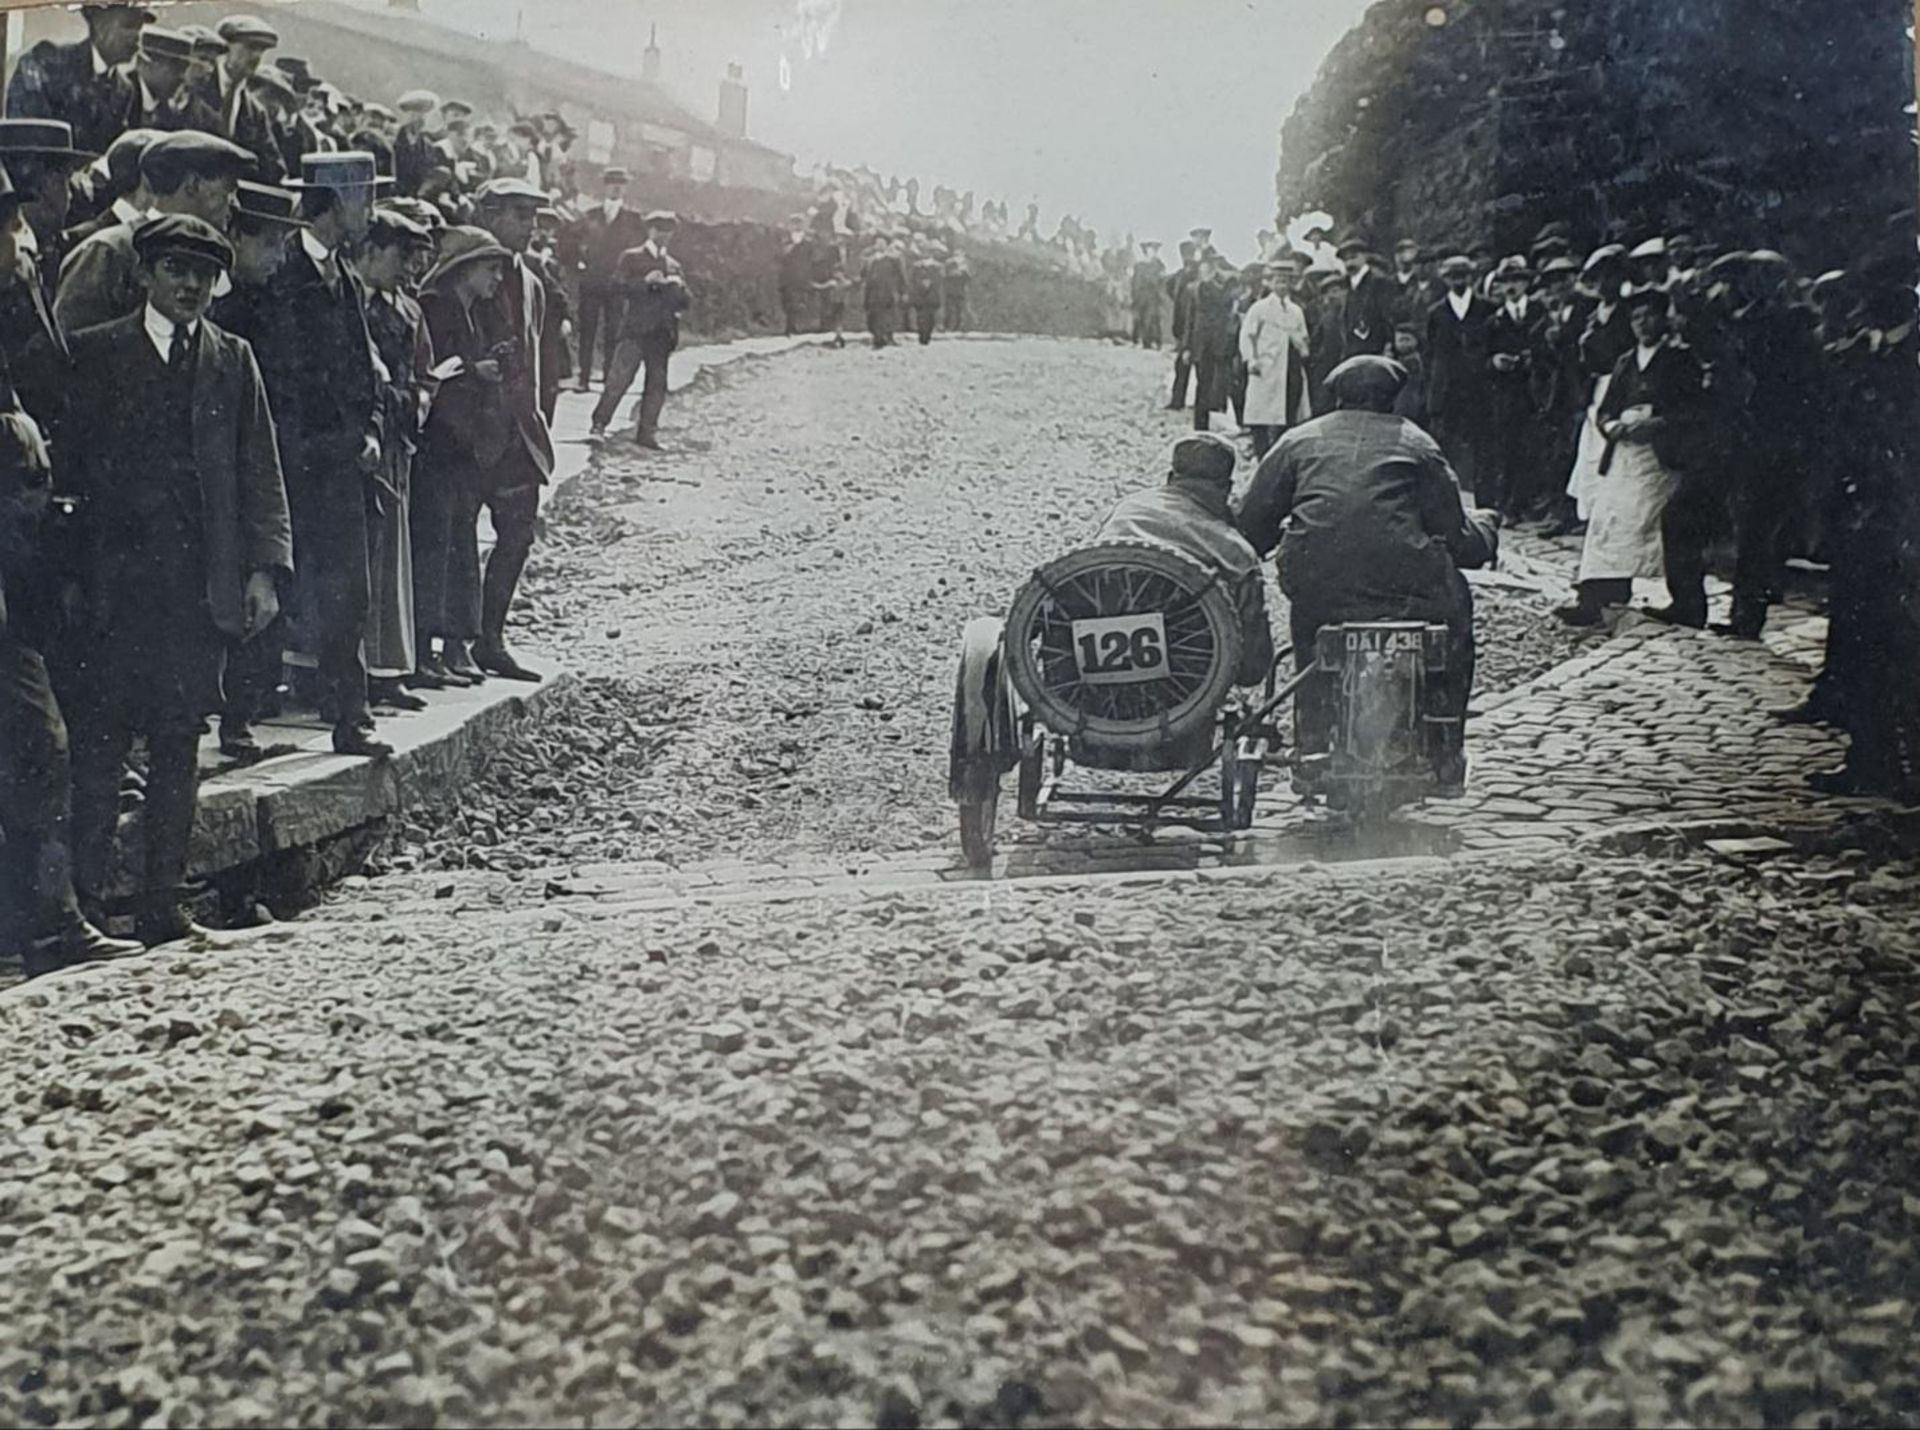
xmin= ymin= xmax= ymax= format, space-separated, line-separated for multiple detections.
xmin=60 ymin=214 xmax=292 ymax=947
xmin=1239 ymin=354 xmax=1498 ymax=793
xmin=0 ymin=120 xmax=98 ymax=297
xmin=7 ymin=2 xmax=152 ymax=157
xmin=57 ymin=130 xmax=253 ymax=334
xmin=252 ymin=150 xmax=393 ymax=757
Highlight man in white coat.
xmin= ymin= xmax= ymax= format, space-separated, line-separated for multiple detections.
xmin=1238 ymin=255 xmax=1312 ymax=456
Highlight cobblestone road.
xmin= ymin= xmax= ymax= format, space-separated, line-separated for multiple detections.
xmin=6 ymin=339 xmax=1917 ymax=1429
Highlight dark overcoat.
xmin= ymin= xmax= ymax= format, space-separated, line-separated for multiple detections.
xmin=5 ymin=40 xmax=136 ymax=156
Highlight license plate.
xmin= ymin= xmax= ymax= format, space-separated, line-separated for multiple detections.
xmin=1070 ymin=613 xmax=1169 ymax=685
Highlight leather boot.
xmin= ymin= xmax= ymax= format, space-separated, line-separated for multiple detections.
xmin=133 ymin=730 xmax=206 ymax=948
xmin=473 ymin=637 xmax=541 ymax=682
xmin=25 ymin=902 xmax=146 ymax=975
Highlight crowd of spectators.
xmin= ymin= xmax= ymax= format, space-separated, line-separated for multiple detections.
xmin=1135 ymin=212 xmax=1918 ymax=798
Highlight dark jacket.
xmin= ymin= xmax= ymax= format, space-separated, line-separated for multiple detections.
xmin=1337 ymin=271 xmax=1394 ymax=361
xmin=6 ymin=39 xmax=136 ymax=156
xmin=1579 ymin=301 xmax=1635 ymax=378
xmin=1487 ymin=297 xmax=1550 ymax=412
xmin=61 ymin=311 xmax=292 ymax=640
xmin=250 ymin=232 xmax=383 ymax=494
xmin=1597 ymin=340 xmax=1706 ymax=475
xmin=418 ymin=287 xmax=509 ymax=470
xmin=190 ymin=68 xmax=286 ymax=183
xmin=475 ymin=256 xmax=556 ymax=479
xmin=1189 ymin=274 xmax=1239 ymax=362
xmin=1424 ymin=292 xmax=1498 ymax=420
xmin=577 ymin=202 xmax=651 ymax=285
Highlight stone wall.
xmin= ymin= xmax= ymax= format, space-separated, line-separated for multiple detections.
xmin=1275 ymin=0 xmax=1915 ymax=266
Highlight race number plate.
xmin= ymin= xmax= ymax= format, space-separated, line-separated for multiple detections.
xmin=1071 ymin=613 xmax=1169 ymax=686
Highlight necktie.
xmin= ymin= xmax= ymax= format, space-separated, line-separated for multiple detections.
xmin=169 ymin=322 xmax=190 ymax=372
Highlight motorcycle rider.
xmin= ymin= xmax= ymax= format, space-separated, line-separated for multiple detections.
xmin=1236 ymin=354 xmax=1498 ymax=790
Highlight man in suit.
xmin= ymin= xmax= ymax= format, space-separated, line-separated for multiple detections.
xmin=572 ymin=166 xmax=645 ymax=388
xmin=60 ymin=214 xmax=292 ymax=947
xmin=1424 ymin=253 xmax=1498 ymax=498
xmin=860 ymin=234 xmax=906 ymax=349
xmin=187 ymin=15 xmax=285 ymax=183
xmin=57 ymin=130 xmax=251 ymax=335
xmin=466 ymin=176 xmax=557 ymax=681
xmin=6 ymin=2 xmax=151 ymax=158
xmin=1130 ymin=240 xmax=1166 ymax=348
xmin=594 ymin=208 xmax=689 ymax=447
xmin=1188 ymin=249 xmax=1239 ymax=433
xmin=1386 ymin=239 xmax=1432 ymax=330
xmin=1165 ymin=239 xmax=1201 ymax=408
xmin=907 ymin=238 xmax=945 ymax=346
xmin=778 ymin=213 xmax=815 ymax=338
xmin=251 ymin=151 xmax=392 ymax=757
xmin=1334 ymin=237 xmax=1393 ymax=363
xmin=1484 ymin=259 xmax=1550 ymax=519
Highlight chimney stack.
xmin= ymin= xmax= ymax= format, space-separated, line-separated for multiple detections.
xmin=717 ymin=62 xmax=748 ymax=139
xmin=641 ymin=24 xmax=661 ymax=83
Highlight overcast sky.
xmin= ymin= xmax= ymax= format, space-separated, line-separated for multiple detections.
xmin=380 ymin=0 xmax=1373 ymax=252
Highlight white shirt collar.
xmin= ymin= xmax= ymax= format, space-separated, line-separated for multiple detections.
xmin=111 ymin=197 xmax=148 ymax=224
xmin=1635 ymin=340 xmax=1662 ymax=370
xmin=1506 ymin=297 xmax=1528 ymax=319
xmin=605 ymin=198 xmax=622 ymax=219
xmin=91 ymin=45 xmax=111 ymax=78
xmin=142 ymin=304 xmax=198 ymax=362
xmin=301 ymin=228 xmax=336 ymax=266
xmin=1349 ymin=269 xmax=1365 ymax=288
xmin=1447 ymin=289 xmax=1472 ymax=319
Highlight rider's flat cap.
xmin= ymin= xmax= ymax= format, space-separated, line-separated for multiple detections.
xmin=217 ymin=15 xmax=280 ymax=46
xmin=133 ymin=213 xmax=233 ymax=270
xmin=1326 ymin=355 xmax=1409 ymax=405
xmin=1169 ymin=432 xmax=1238 ymax=484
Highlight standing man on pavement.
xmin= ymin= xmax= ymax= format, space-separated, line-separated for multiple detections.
xmin=253 ymin=151 xmax=392 ymax=757
xmin=57 ymin=130 xmax=252 ymax=335
xmin=465 ymin=177 xmax=555 ymax=680
xmin=942 ymin=247 xmax=971 ymax=332
xmin=572 ymin=166 xmax=644 ymax=389
xmin=392 ymin=90 xmax=441 ymax=197
xmin=1424 ymin=252 xmax=1497 ymax=498
xmin=1188 ymin=250 xmax=1239 ymax=433
xmin=7 ymin=2 xmax=150 ymax=158
xmin=1238 ymin=254 xmax=1312 ymax=457
xmin=593 ymin=210 xmax=689 ymax=448
xmin=61 ymin=215 xmax=292 ymax=947
xmin=861 ymin=234 xmax=906 ymax=349
xmin=778 ymin=214 xmax=815 ymax=338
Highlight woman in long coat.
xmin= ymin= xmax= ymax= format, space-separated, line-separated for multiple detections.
xmin=413 ymin=225 xmax=511 ymax=684
xmin=1557 ymin=290 xmax=1704 ymax=625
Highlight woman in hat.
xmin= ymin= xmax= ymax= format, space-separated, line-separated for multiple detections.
xmin=413 ymin=226 xmax=511 ymax=686
xmin=1556 ymin=289 xmax=1706 ymax=626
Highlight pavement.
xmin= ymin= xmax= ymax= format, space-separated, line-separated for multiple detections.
xmin=129 ymin=333 xmax=837 ymax=897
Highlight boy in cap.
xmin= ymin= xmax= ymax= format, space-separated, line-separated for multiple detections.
xmin=252 ymin=151 xmax=393 ymax=757
xmin=6 ymin=2 xmax=150 ymax=157
xmin=60 ymin=214 xmax=292 ymax=946
xmin=57 ymin=130 xmax=253 ymax=334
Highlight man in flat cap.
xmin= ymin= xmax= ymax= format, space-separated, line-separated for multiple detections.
xmin=59 ymin=214 xmax=291 ymax=947
xmin=1484 ymin=258 xmax=1551 ymax=520
xmin=57 ymin=130 xmax=252 ymax=335
xmin=573 ymin=165 xmax=646 ymax=387
xmin=459 ymin=176 xmax=556 ymax=681
xmin=596 ymin=209 xmax=690 ymax=448
xmin=393 ymin=90 xmax=441 ymax=198
xmin=1096 ymin=432 xmax=1274 ymax=692
xmin=252 ymin=151 xmax=392 ymax=757
xmin=187 ymin=15 xmax=284 ymax=183
xmin=1387 ymin=238 xmax=1431 ymax=330
xmin=127 ymin=27 xmax=198 ymax=132
xmin=65 ymin=127 xmax=162 ymax=251
xmin=1239 ymin=354 xmax=1497 ymax=791
xmin=7 ymin=3 xmax=151 ymax=157
xmin=1422 ymin=252 xmax=1497 ymax=497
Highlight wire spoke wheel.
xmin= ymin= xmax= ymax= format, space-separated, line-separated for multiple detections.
xmin=1004 ymin=541 xmax=1243 ymax=755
